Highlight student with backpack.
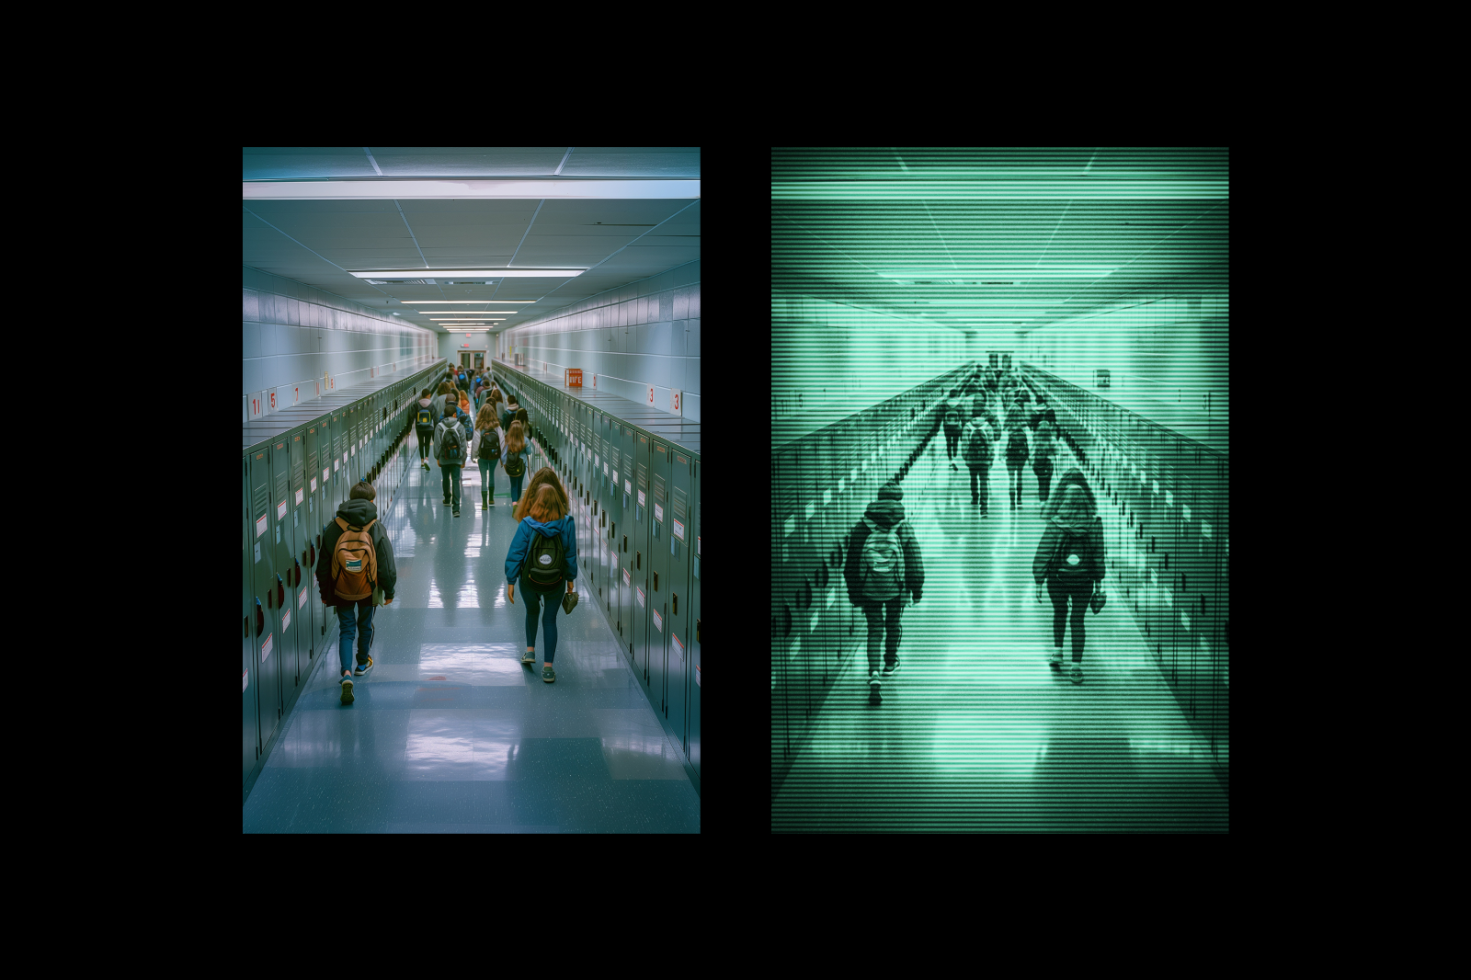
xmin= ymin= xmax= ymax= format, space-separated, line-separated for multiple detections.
xmin=499 ymin=395 xmax=520 ymax=432
xmin=502 ymin=420 xmax=533 ymax=505
xmin=959 ymin=414 xmax=993 ymax=513
xmin=504 ymin=483 xmax=578 ymax=683
xmin=316 ymin=480 xmax=397 ymax=705
xmin=843 ymin=481 xmax=924 ymax=706
xmin=1005 ymin=422 xmax=1031 ymax=509
xmin=470 ymin=404 xmax=502 ymax=511
xmin=1032 ymin=421 xmax=1056 ymax=502
xmin=433 ymin=394 xmax=468 ymax=517
xmin=1033 ymin=480 xmax=1104 ymax=683
xmin=414 ymin=387 xmax=438 ymax=470
xmin=942 ymin=388 xmax=965 ymax=470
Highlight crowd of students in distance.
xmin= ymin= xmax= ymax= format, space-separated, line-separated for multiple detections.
xmin=315 ymin=362 xmax=580 ymax=703
xmin=847 ymin=366 xmax=1107 ymax=705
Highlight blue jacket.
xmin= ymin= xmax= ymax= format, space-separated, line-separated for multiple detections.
xmin=505 ymin=516 xmax=577 ymax=585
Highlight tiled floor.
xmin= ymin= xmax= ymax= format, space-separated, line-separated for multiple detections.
xmin=243 ymin=431 xmax=700 ymax=833
xmin=773 ymin=419 xmax=1227 ymax=833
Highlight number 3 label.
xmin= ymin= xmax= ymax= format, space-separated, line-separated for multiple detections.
xmin=648 ymin=386 xmax=654 ymax=404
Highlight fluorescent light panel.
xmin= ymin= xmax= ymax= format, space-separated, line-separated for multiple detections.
xmin=352 ymin=270 xmax=582 ymax=278
xmin=417 ymin=311 xmax=517 ymax=314
xmin=408 ymin=300 xmax=536 ymax=303
xmin=880 ymin=268 xmax=1114 ymax=278
xmin=244 ymin=179 xmax=700 ymax=200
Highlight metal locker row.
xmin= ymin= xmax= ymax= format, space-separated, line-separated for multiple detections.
xmin=1018 ymin=364 xmax=1228 ymax=777
xmin=244 ymin=360 xmax=447 ymax=788
xmin=772 ymin=365 xmax=970 ymax=792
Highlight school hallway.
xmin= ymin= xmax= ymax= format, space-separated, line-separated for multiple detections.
xmin=771 ymin=426 xmax=1228 ymax=833
xmin=242 ymin=426 xmax=701 ymax=833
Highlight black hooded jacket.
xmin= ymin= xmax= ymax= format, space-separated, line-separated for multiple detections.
xmin=315 ymin=497 xmax=398 ymax=606
xmin=843 ymin=499 xmax=925 ymax=605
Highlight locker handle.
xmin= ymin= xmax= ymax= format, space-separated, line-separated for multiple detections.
xmin=244 ymin=614 xmax=250 ymax=639
xmin=622 ymin=534 xmax=627 ymax=552
xmin=276 ymin=575 xmax=285 ymax=608
xmin=672 ymin=593 xmax=678 ymax=615
xmin=637 ymin=551 xmax=641 ymax=570
xmin=696 ymin=618 xmax=700 ymax=644
xmin=255 ymin=598 xmax=265 ymax=634
xmin=294 ymin=559 xmax=302 ymax=588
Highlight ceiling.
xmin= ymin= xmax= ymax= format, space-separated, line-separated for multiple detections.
xmin=243 ymin=148 xmax=700 ymax=335
xmin=771 ymin=147 xmax=1227 ymax=333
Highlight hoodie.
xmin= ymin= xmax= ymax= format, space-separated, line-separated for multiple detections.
xmin=1032 ymin=478 xmax=1104 ymax=586
xmin=414 ymin=396 xmax=439 ymax=428
xmin=843 ymin=499 xmax=925 ymax=605
xmin=432 ymin=412 xmax=470 ymax=465
xmin=504 ymin=515 xmax=578 ymax=587
xmin=315 ymin=497 xmax=397 ymax=605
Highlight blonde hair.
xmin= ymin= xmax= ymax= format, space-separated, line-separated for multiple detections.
xmin=507 ymin=420 xmax=525 ymax=455
xmin=475 ymin=403 xmax=499 ymax=431
xmin=514 ymin=467 xmax=569 ymax=521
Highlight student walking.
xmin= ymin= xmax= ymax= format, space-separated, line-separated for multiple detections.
xmin=502 ymin=420 xmax=532 ymax=505
xmin=843 ymin=481 xmax=924 ymax=706
xmin=499 ymin=395 xmax=520 ymax=432
xmin=942 ymin=388 xmax=964 ymax=469
xmin=513 ymin=466 xmax=570 ymax=521
xmin=505 ymin=483 xmax=578 ymax=683
xmin=433 ymin=393 xmax=469 ymax=517
xmin=1032 ymin=421 xmax=1056 ymax=502
xmin=1032 ymin=481 xmax=1105 ymax=683
xmin=470 ymin=405 xmax=502 ymax=511
xmin=413 ymin=387 xmax=438 ymax=470
xmin=1005 ymin=422 xmax=1031 ymax=509
xmin=959 ymin=414 xmax=993 ymax=513
xmin=316 ymin=480 xmax=397 ymax=705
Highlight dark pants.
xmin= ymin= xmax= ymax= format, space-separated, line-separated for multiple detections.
xmin=944 ymin=424 xmax=961 ymax=459
xmin=417 ymin=427 xmax=432 ymax=460
xmin=1007 ymin=461 xmax=1025 ymax=502
xmin=441 ymin=464 xmax=461 ymax=508
xmin=861 ymin=598 xmax=904 ymax=675
xmin=1047 ymin=574 xmax=1093 ymax=661
xmin=524 ymin=585 xmax=562 ymax=663
xmin=968 ymin=463 xmax=989 ymax=511
xmin=1035 ymin=457 xmax=1053 ymax=501
xmin=336 ymin=598 xmax=375 ymax=674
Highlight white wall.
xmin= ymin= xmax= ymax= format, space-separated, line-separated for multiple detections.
xmin=243 ymin=266 xmax=437 ymax=422
xmin=497 ymin=260 xmax=700 ymax=421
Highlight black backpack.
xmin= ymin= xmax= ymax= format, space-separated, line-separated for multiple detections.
xmin=1007 ymin=428 xmax=1028 ymax=460
xmin=504 ymin=451 xmax=525 ymax=478
xmin=439 ymin=420 xmax=463 ymax=463
xmin=523 ymin=525 xmax=565 ymax=590
xmin=1053 ymin=525 xmax=1092 ymax=576
xmin=477 ymin=429 xmax=501 ymax=462
xmin=416 ymin=404 xmax=432 ymax=429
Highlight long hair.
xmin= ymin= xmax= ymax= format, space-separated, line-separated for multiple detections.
xmin=527 ymin=483 xmax=566 ymax=522
xmin=507 ymin=420 xmax=525 ymax=454
xmin=1039 ymin=468 xmax=1097 ymax=523
xmin=475 ymin=403 xmax=499 ymax=432
xmin=514 ymin=467 xmax=569 ymax=522
xmin=437 ymin=381 xmax=454 ymax=396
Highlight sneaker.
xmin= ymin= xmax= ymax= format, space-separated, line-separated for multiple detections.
xmin=1049 ymin=650 xmax=1063 ymax=671
xmin=1069 ymin=663 xmax=1083 ymax=685
xmin=868 ymin=671 xmax=882 ymax=705
xmin=340 ymin=672 xmax=355 ymax=704
xmin=950 ymin=461 xmax=957 ymax=470
xmin=521 ymin=649 xmax=535 ymax=665
xmin=542 ymin=664 xmax=556 ymax=683
xmin=882 ymin=658 xmax=901 ymax=677
xmin=354 ymin=656 xmax=373 ymax=676
xmin=453 ymin=508 xmax=460 ymax=517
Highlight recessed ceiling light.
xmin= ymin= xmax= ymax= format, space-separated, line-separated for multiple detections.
xmin=410 ymin=300 xmax=536 ymax=304
xmin=417 ymin=311 xmax=517 ymax=315
xmin=350 ymin=270 xmax=583 ymax=278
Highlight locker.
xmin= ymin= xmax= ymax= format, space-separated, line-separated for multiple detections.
xmin=648 ymin=441 xmax=673 ymax=721
xmin=630 ymin=432 xmax=652 ymax=688
xmin=605 ymin=424 xmax=626 ymax=629
xmin=247 ymin=447 xmax=281 ymax=749
xmin=268 ymin=437 xmax=303 ymax=712
xmin=687 ymin=461 xmax=700 ymax=779
xmin=288 ymin=429 xmax=313 ymax=686
xmin=666 ymin=446 xmax=694 ymax=753
xmin=243 ymin=457 xmax=258 ymax=782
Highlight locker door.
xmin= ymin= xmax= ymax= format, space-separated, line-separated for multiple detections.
xmin=331 ymin=410 xmax=345 ymax=511
xmin=590 ymin=412 xmax=604 ymax=598
xmin=667 ymin=447 xmax=693 ymax=754
xmin=248 ymin=448 xmax=281 ymax=748
xmin=269 ymin=438 xmax=302 ymax=710
xmin=243 ymin=457 xmax=258 ymax=782
xmin=305 ymin=423 xmax=327 ymax=641
xmin=687 ymin=457 xmax=700 ymax=779
xmin=620 ymin=431 xmax=636 ymax=641
xmin=605 ymin=424 xmax=625 ymax=623
xmin=648 ymin=440 xmax=672 ymax=720
xmin=630 ymin=432 xmax=652 ymax=688
xmin=288 ymin=430 xmax=312 ymax=680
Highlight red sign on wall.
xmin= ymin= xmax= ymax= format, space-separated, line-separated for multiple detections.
xmin=566 ymin=368 xmax=583 ymax=388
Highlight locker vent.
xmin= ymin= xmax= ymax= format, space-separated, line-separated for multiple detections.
xmin=253 ymin=484 xmax=268 ymax=518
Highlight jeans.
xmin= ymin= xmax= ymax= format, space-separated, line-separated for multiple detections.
xmin=968 ymin=463 xmax=989 ymax=510
xmin=441 ymin=464 xmax=461 ymax=508
xmin=944 ymin=424 xmax=960 ymax=459
xmin=1034 ymin=457 xmax=1053 ymax=501
xmin=417 ymin=428 xmax=432 ymax=460
xmin=861 ymin=598 xmax=904 ymax=675
xmin=1047 ymin=574 xmax=1093 ymax=661
xmin=1008 ymin=461 xmax=1025 ymax=502
xmin=478 ymin=458 xmax=495 ymax=499
xmin=509 ymin=473 xmax=524 ymax=503
xmin=524 ymin=584 xmax=562 ymax=663
xmin=336 ymin=598 xmax=375 ymax=674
